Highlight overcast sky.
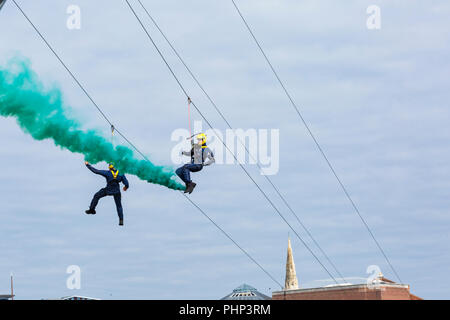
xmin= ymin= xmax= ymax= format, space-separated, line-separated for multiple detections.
xmin=1 ymin=0 xmax=449 ymax=299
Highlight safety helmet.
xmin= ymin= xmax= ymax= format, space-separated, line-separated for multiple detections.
xmin=109 ymin=164 xmax=115 ymax=170
xmin=196 ymin=133 xmax=206 ymax=142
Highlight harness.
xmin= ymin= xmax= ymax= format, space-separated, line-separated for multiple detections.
xmin=191 ymin=144 xmax=207 ymax=165
xmin=110 ymin=169 xmax=119 ymax=179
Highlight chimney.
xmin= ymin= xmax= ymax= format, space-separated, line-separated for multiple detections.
xmin=284 ymin=238 xmax=299 ymax=290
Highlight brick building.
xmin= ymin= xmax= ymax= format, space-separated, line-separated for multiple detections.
xmin=272 ymin=279 xmax=422 ymax=300
xmin=272 ymin=239 xmax=422 ymax=300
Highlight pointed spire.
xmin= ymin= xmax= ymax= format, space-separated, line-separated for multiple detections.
xmin=284 ymin=238 xmax=299 ymax=290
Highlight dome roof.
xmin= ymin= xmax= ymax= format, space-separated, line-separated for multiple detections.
xmin=221 ymin=284 xmax=270 ymax=300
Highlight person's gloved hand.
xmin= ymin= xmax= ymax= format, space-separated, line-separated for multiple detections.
xmin=123 ymin=186 xmax=128 ymax=192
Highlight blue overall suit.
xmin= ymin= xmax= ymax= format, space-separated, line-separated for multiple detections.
xmin=86 ymin=164 xmax=129 ymax=220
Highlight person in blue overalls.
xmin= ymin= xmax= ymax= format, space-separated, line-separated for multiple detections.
xmin=84 ymin=161 xmax=129 ymax=226
xmin=176 ymin=133 xmax=215 ymax=194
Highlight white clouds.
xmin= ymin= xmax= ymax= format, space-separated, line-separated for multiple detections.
xmin=0 ymin=0 xmax=449 ymax=299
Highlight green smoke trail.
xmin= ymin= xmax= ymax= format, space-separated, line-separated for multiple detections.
xmin=0 ymin=57 xmax=184 ymax=191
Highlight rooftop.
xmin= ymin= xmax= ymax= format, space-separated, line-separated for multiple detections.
xmin=43 ymin=295 xmax=100 ymax=300
xmin=221 ymin=284 xmax=270 ymax=300
xmin=272 ymin=277 xmax=422 ymax=300
xmin=273 ymin=282 xmax=409 ymax=296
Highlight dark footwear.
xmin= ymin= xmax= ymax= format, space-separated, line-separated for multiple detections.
xmin=189 ymin=182 xmax=197 ymax=194
xmin=85 ymin=209 xmax=96 ymax=215
xmin=119 ymin=219 xmax=124 ymax=226
xmin=183 ymin=182 xmax=190 ymax=193
xmin=187 ymin=182 xmax=197 ymax=194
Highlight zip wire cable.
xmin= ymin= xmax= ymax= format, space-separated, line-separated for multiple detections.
xmin=125 ymin=0 xmax=340 ymax=284
xmin=230 ymin=0 xmax=402 ymax=283
xmin=11 ymin=0 xmax=112 ymax=127
xmin=183 ymin=193 xmax=283 ymax=288
xmin=136 ymin=0 xmax=346 ymax=283
xmin=10 ymin=1 xmax=153 ymax=170
xmin=11 ymin=0 xmax=282 ymax=289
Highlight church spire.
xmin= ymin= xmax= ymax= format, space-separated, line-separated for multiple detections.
xmin=284 ymin=238 xmax=299 ymax=290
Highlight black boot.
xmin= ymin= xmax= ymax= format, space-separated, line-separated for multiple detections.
xmin=186 ymin=182 xmax=197 ymax=194
xmin=119 ymin=219 xmax=124 ymax=226
xmin=189 ymin=182 xmax=197 ymax=194
xmin=85 ymin=209 xmax=96 ymax=215
xmin=184 ymin=182 xmax=190 ymax=193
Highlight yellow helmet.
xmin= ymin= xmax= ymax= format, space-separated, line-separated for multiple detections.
xmin=196 ymin=133 xmax=206 ymax=142
xmin=109 ymin=164 xmax=115 ymax=169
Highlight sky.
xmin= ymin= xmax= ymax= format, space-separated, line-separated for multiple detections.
xmin=0 ymin=0 xmax=449 ymax=299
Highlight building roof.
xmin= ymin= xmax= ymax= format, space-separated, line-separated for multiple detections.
xmin=272 ymin=280 xmax=422 ymax=300
xmin=221 ymin=284 xmax=270 ymax=300
xmin=274 ymin=282 xmax=409 ymax=295
xmin=59 ymin=295 xmax=99 ymax=300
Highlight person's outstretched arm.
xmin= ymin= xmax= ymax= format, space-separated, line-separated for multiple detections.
xmin=85 ymin=161 xmax=108 ymax=177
